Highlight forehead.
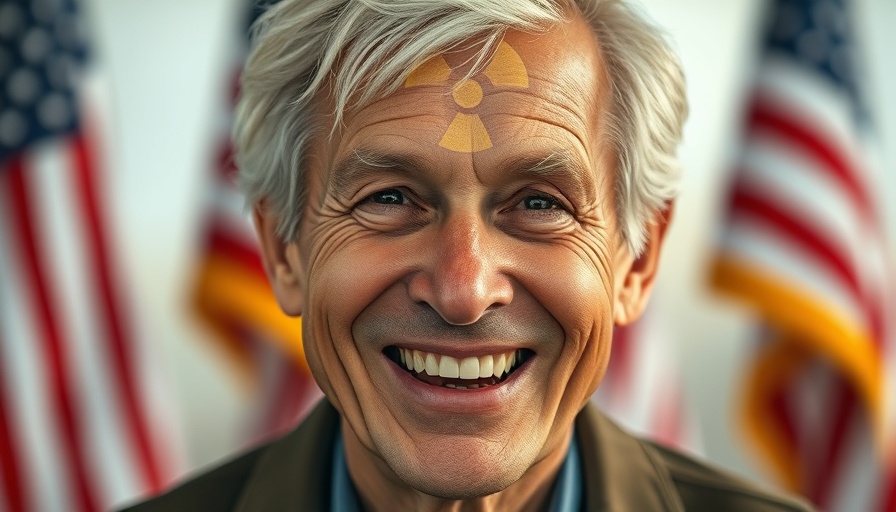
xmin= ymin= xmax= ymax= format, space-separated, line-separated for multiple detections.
xmin=321 ymin=12 xmax=610 ymax=183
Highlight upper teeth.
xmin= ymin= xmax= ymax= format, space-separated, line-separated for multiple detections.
xmin=398 ymin=348 xmax=518 ymax=379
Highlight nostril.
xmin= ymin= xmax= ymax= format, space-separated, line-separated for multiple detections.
xmin=485 ymin=302 xmax=505 ymax=312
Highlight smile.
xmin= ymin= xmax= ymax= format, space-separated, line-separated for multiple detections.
xmin=384 ymin=346 xmax=534 ymax=389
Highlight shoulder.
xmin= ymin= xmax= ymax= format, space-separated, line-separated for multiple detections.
xmin=575 ymin=404 xmax=816 ymax=512
xmin=644 ymin=441 xmax=816 ymax=512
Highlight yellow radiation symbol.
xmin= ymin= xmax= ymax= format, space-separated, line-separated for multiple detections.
xmin=404 ymin=41 xmax=529 ymax=153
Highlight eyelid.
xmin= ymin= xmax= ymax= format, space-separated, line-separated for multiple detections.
xmin=365 ymin=188 xmax=408 ymax=203
xmin=342 ymin=178 xmax=401 ymax=202
xmin=351 ymin=182 xmax=409 ymax=203
xmin=357 ymin=186 xmax=430 ymax=212
xmin=510 ymin=187 xmax=574 ymax=212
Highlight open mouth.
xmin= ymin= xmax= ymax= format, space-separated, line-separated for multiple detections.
xmin=384 ymin=346 xmax=534 ymax=389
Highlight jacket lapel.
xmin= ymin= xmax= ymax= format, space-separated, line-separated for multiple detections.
xmin=576 ymin=402 xmax=685 ymax=512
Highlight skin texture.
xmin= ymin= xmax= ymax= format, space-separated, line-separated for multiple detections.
xmin=254 ymin=9 xmax=672 ymax=512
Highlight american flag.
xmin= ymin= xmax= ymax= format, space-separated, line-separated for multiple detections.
xmin=0 ymin=0 xmax=180 ymax=510
xmin=710 ymin=0 xmax=895 ymax=509
xmin=192 ymin=2 xmax=321 ymax=443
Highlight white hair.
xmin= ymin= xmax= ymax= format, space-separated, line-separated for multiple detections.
xmin=234 ymin=0 xmax=687 ymax=255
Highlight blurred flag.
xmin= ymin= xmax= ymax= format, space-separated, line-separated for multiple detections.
xmin=595 ymin=302 xmax=701 ymax=452
xmin=710 ymin=0 xmax=895 ymax=509
xmin=192 ymin=2 xmax=321 ymax=443
xmin=0 ymin=1 xmax=180 ymax=511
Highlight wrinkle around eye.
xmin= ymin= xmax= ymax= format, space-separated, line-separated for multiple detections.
xmin=351 ymin=190 xmax=431 ymax=234
xmin=498 ymin=205 xmax=578 ymax=238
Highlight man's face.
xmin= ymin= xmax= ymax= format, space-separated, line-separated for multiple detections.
xmin=263 ymin=13 xmax=651 ymax=499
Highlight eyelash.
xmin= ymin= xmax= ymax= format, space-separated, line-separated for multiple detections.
xmin=355 ymin=187 xmax=572 ymax=223
xmin=518 ymin=194 xmax=565 ymax=211
xmin=364 ymin=188 xmax=409 ymax=206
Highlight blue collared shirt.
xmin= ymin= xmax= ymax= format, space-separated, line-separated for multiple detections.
xmin=331 ymin=430 xmax=582 ymax=511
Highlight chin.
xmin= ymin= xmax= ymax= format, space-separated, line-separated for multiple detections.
xmin=382 ymin=437 xmax=536 ymax=501
xmin=397 ymin=465 xmax=519 ymax=501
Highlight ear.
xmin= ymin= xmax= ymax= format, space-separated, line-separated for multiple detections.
xmin=252 ymin=203 xmax=304 ymax=316
xmin=613 ymin=202 xmax=674 ymax=326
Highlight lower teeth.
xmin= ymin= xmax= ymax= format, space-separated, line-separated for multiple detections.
xmin=446 ymin=383 xmax=475 ymax=390
xmin=438 ymin=379 xmax=495 ymax=390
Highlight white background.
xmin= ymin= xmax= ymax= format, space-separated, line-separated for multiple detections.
xmin=82 ymin=0 xmax=896 ymax=487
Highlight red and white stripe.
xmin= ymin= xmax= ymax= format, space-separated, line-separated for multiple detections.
xmin=733 ymin=70 xmax=888 ymax=341
xmin=712 ymin=11 xmax=894 ymax=512
xmin=0 ymin=133 xmax=180 ymax=511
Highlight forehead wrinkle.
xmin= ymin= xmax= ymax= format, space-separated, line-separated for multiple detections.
xmin=477 ymin=88 xmax=593 ymax=149
xmin=333 ymin=91 xmax=447 ymax=142
xmin=341 ymin=111 xmax=447 ymax=144
xmin=482 ymin=88 xmax=588 ymax=126
xmin=507 ymin=110 xmax=592 ymax=163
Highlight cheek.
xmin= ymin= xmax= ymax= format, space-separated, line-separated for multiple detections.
xmin=301 ymin=223 xmax=412 ymax=381
xmin=306 ymin=213 xmax=405 ymax=307
xmin=518 ymin=231 xmax=616 ymax=398
xmin=528 ymin=228 xmax=615 ymax=328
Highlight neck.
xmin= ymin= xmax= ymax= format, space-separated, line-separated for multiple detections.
xmin=341 ymin=420 xmax=572 ymax=512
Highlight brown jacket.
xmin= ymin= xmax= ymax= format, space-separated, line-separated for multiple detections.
xmin=123 ymin=401 xmax=815 ymax=511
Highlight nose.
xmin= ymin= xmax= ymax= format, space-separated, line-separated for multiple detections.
xmin=408 ymin=214 xmax=513 ymax=325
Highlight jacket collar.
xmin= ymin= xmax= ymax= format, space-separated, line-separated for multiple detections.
xmin=575 ymin=402 xmax=685 ymax=511
xmin=235 ymin=400 xmax=684 ymax=511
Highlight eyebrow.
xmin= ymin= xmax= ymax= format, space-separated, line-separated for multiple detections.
xmin=329 ymin=149 xmax=430 ymax=198
xmin=499 ymin=151 xmax=599 ymax=205
xmin=329 ymin=148 xmax=598 ymax=203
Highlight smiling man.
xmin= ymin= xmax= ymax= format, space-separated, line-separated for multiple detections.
xmin=127 ymin=1 xmax=815 ymax=511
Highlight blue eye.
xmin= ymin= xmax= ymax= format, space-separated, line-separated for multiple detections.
xmin=522 ymin=196 xmax=560 ymax=210
xmin=368 ymin=189 xmax=406 ymax=205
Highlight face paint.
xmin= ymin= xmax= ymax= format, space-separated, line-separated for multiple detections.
xmin=404 ymin=41 xmax=530 ymax=153
xmin=451 ymin=79 xmax=483 ymax=108
xmin=483 ymin=41 xmax=529 ymax=88
xmin=440 ymin=112 xmax=492 ymax=152
xmin=404 ymin=54 xmax=451 ymax=86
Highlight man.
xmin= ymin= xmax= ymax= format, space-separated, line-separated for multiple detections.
xmin=128 ymin=0 xmax=815 ymax=510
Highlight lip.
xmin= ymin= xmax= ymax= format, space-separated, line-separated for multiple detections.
xmin=382 ymin=350 xmax=534 ymax=414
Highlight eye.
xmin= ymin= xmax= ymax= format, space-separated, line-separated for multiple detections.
xmin=520 ymin=195 xmax=563 ymax=210
xmin=366 ymin=188 xmax=408 ymax=205
xmin=498 ymin=190 xmax=576 ymax=236
xmin=352 ymin=186 xmax=430 ymax=233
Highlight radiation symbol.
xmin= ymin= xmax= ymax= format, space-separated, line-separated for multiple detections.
xmin=404 ymin=41 xmax=530 ymax=153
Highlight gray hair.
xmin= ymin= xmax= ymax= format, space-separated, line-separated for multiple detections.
xmin=234 ymin=0 xmax=687 ymax=255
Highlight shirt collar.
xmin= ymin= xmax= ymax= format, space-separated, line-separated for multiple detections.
xmin=331 ymin=431 xmax=362 ymax=512
xmin=547 ymin=431 xmax=583 ymax=512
